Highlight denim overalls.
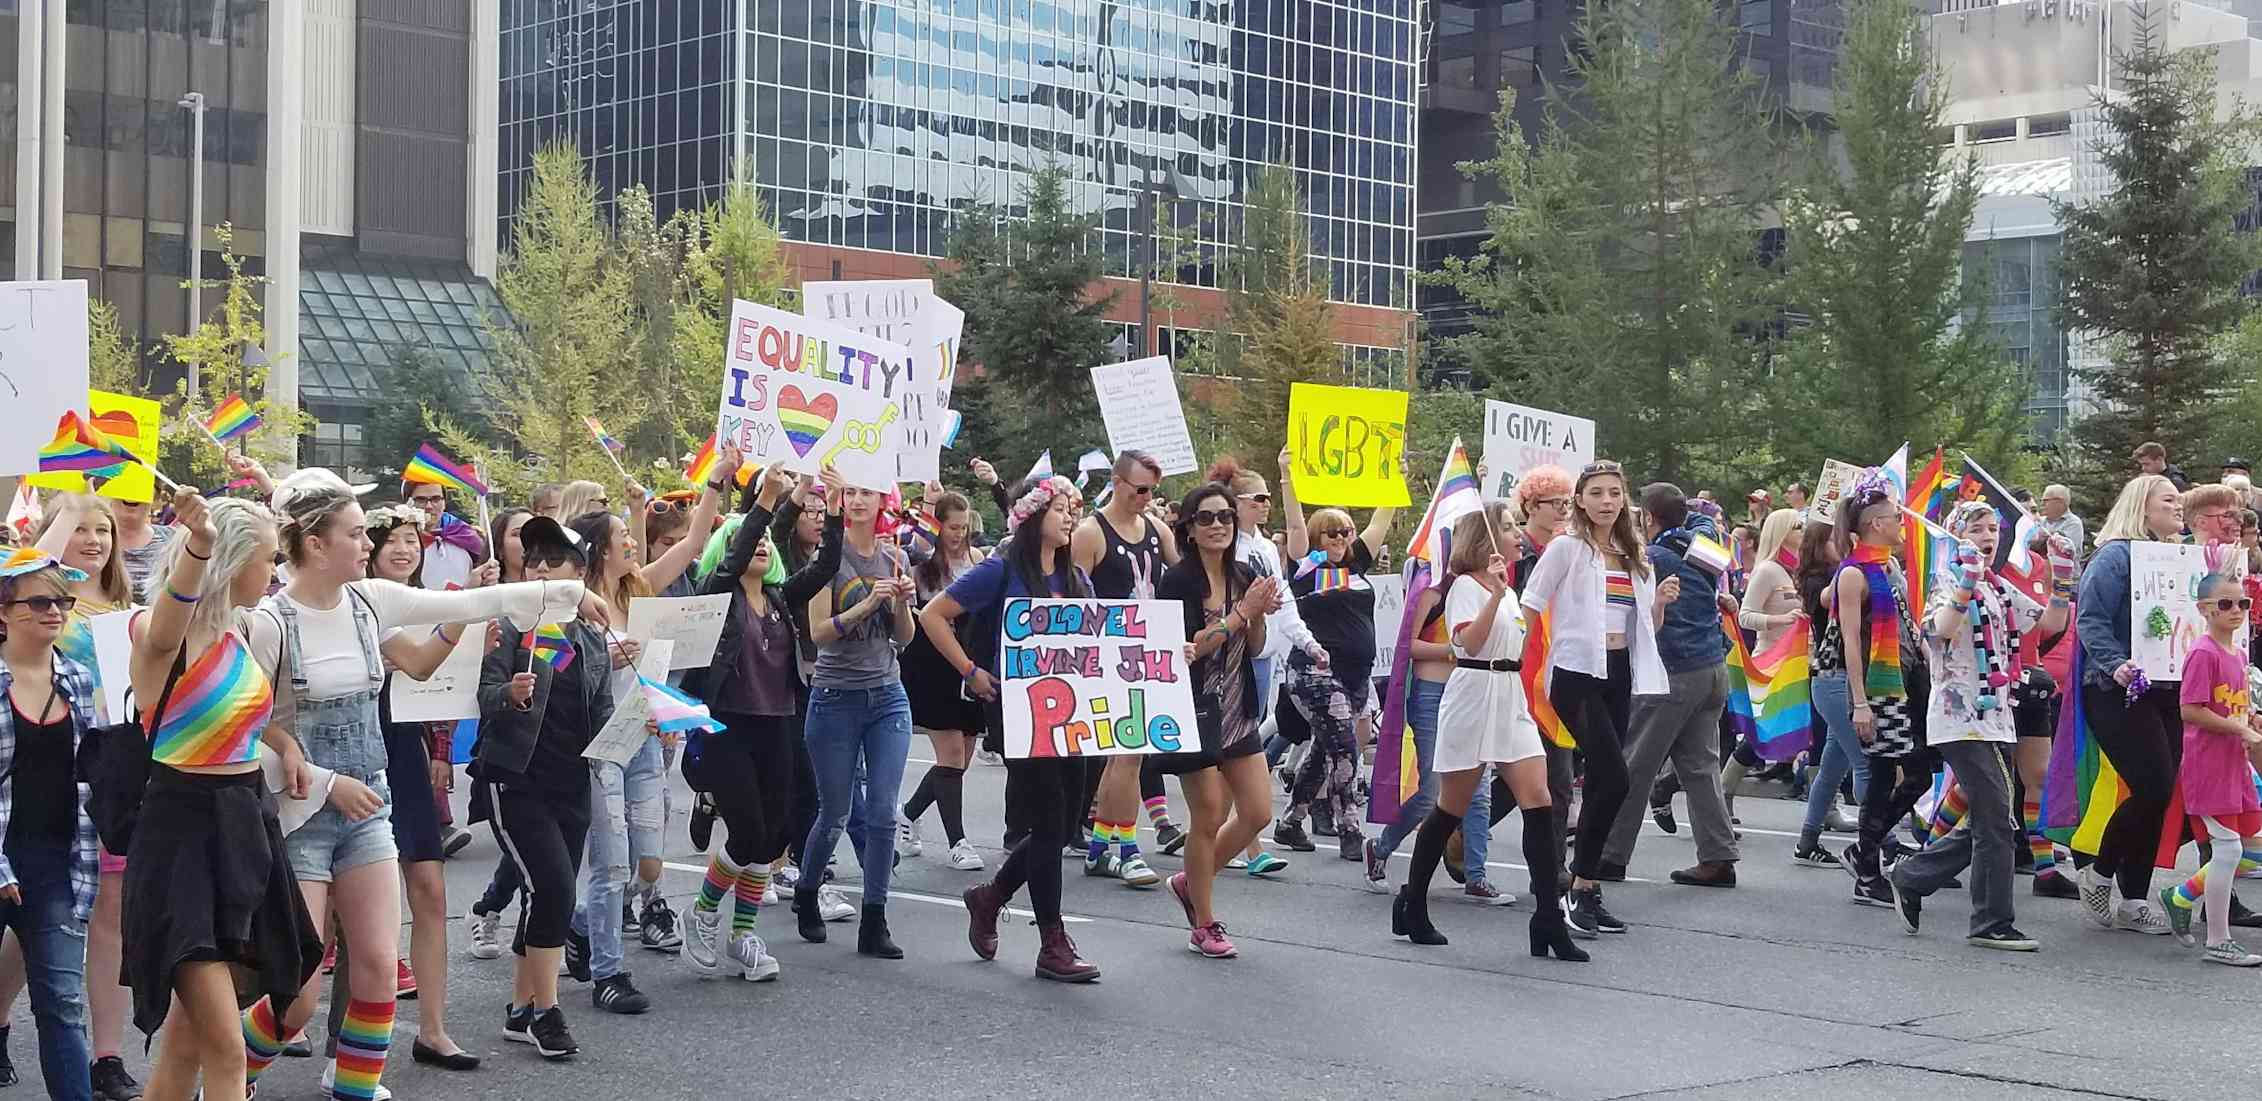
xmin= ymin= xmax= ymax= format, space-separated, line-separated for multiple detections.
xmin=276 ymin=593 xmax=398 ymax=882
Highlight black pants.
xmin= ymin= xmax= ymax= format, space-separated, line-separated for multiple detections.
xmin=1853 ymin=746 xmax=1941 ymax=880
xmin=992 ymin=757 xmax=1083 ymax=924
xmin=1140 ymin=755 xmax=1168 ymax=804
xmin=2082 ymin=680 xmax=2183 ymax=899
xmin=788 ymin=684 xmax=819 ymax=865
xmin=475 ymin=852 xmax=522 ymax=918
xmin=696 ymin=712 xmax=798 ymax=868
xmin=484 ymin=778 xmax=590 ymax=953
xmin=1551 ymin=649 xmax=1632 ymax=879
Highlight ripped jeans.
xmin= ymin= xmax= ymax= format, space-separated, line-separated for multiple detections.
xmin=572 ymin=734 xmax=666 ymax=981
xmin=1287 ymin=664 xmax=1369 ymax=836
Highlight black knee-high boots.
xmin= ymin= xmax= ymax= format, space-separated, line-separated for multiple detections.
xmin=1524 ymin=807 xmax=1587 ymax=962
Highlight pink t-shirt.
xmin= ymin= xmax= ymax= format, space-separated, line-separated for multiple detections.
xmin=2177 ymin=634 xmax=2262 ymax=818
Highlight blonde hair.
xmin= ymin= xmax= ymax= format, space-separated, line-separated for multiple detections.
xmin=2096 ymin=474 xmax=2177 ymax=544
xmin=1755 ymin=508 xmax=1803 ymax=566
xmin=558 ymin=481 xmax=610 ymax=521
xmin=150 ymin=498 xmax=278 ymax=640
xmin=1309 ymin=507 xmax=1354 ymax=538
xmin=1444 ymin=500 xmax=1515 ymax=580
xmin=35 ymin=493 xmax=133 ymax=607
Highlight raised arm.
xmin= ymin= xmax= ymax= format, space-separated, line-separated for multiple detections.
xmin=1358 ymin=506 xmax=1399 ymax=561
xmin=643 ymin=447 xmax=741 ymax=591
xmin=130 ymin=492 xmax=213 ymax=690
xmin=1279 ymin=447 xmax=1309 ymax=561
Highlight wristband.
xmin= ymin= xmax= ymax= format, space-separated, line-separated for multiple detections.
xmin=707 ymin=479 xmax=728 ymax=494
xmin=183 ymin=543 xmax=211 ymax=562
xmin=960 ymin=665 xmax=981 ymax=683
xmin=164 ymin=586 xmax=200 ymax=605
xmin=830 ymin=615 xmax=845 ymax=637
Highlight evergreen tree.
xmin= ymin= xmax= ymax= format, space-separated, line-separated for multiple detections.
xmin=361 ymin=344 xmax=498 ymax=485
xmin=1771 ymin=0 xmax=2025 ymax=482
xmin=2056 ymin=6 xmax=2260 ymax=505
xmin=87 ymin=298 xmax=140 ymax=395
xmin=669 ymin=163 xmax=796 ymax=462
xmin=1438 ymin=0 xmax=1786 ymax=486
xmin=161 ymin=225 xmax=304 ymax=483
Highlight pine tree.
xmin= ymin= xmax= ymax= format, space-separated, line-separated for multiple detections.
xmin=1438 ymin=0 xmax=1786 ymax=486
xmin=1208 ymin=164 xmax=1348 ymax=468
xmin=1771 ymin=0 xmax=2025 ymax=481
xmin=87 ymin=298 xmax=140 ymax=395
xmin=2056 ymin=5 xmax=2260 ymax=505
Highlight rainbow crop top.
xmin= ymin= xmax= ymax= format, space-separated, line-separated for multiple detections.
xmin=146 ymin=633 xmax=272 ymax=767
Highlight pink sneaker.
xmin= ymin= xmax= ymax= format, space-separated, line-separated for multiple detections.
xmin=1188 ymin=921 xmax=1237 ymax=958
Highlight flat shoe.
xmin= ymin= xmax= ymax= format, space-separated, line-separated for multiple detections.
xmin=411 ymin=1038 xmax=482 ymax=1070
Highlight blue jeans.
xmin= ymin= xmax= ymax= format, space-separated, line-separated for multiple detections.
xmin=574 ymin=734 xmax=666 ymax=980
xmin=1804 ymin=672 xmax=1872 ymax=839
xmin=1375 ymin=679 xmax=1444 ymax=858
xmin=1 ymin=843 xmax=90 ymax=1101
xmin=801 ymin=683 xmax=913 ymax=906
xmin=1465 ymin=764 xmax=1495 ymax=882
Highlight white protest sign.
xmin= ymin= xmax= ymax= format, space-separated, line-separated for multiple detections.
xmin=0 ymin=281 xmax=91 ymax=477
xmin=801 ymin=280 xmax=962 ymax=484
xmin=1480 ymin=399 xmax=1594 ymax=498
xmin=1089 ymin=356 xmax=1199 ymax=476
xmin=624 ymin=594 xmax=732 ymax=671
xmin=583 ymin=641 xmax=677 ymax=766
xmin=387 ymin=622 xmax=487 ymax=722
xmin=999 ymin=598 xmax=1200 ymax=758
xmin=801 ymin=278 xmax=934 ymax=346
xmin=1369 ymin=572 xmax=1407 ymax=673
xmin=718 ymin=299 xmax=910 ymax=490
xmin=1809 ymin=459 xmax=1864 ymax=524
xmin=88 ymin=609 xmax=136 ymax=726
xmin=2129 ymin=543 xmax=2248 ymax=681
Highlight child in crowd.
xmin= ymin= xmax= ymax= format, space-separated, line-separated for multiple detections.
xmin=2163 ymin=571 xmax=2262 ymax=966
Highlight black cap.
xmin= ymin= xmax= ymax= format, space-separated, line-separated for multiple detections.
xmin=517 ymin=516 xmax=585 ymax=567
xmin=2225 ymin=457 xmax=2252 ymax=473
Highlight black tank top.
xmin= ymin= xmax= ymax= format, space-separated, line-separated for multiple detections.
xmin=1089 ymin=512 xmax=1165 ymax=599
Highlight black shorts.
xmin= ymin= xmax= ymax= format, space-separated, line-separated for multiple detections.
xmin=384 ymin=721 xmax=444 ymax=862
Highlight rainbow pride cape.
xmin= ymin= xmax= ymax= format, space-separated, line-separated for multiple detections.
xmin=1723 ymin=612 xmax=1814 ymax=763
xmin=2042 ymin=633 xmax=2123 ymax=855
xmin=403 ymin=442 xmax=489 ymax=498
xmin=1520 ymin=608 xmax=1575 ymax=749
xmin=38 ymin=411 xmax=136 ymax=479
xmin=204 ymin=394 xmax=263 ymax=444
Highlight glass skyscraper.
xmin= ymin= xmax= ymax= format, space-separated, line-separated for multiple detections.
xmin=501 ymin=0 xmax=1418 ymax=369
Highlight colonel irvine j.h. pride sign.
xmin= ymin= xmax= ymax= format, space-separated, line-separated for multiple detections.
xmin=999 ymin=597 xmax=1201 ymax=759
xmin=716 ymin=299 xmax=913 ymax=490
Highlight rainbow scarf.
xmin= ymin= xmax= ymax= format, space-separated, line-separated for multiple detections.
xmin=148 ymin=634 xmax=272 ymax=767
xmin=528 ymin=623 xmax=576 ymax=671
xmin=1845 ymin=544 xmax=1906 ymax=702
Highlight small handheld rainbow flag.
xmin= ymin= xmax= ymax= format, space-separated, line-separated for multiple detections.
xmin=1406 ymin=437 xmax=1483 ymax=563
xmin=583 ymin=416 xmax=625 ymax=454
xmin=203 ymin=395 xmax=263 ymax=444
xmin=526 ymin=623 xmax=576 ymax=671
xmin=684 ymin=434 xmax=755 ymax=488
xmin=403 ymin=442 xmax=489 ymax=498
xmin=639 ymin=674 xmax=724 ymax=735
xmin=39 ymin=412 xmax=136 ymax=479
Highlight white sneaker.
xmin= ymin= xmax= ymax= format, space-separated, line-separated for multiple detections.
xmin=322 ymin=1060 xmax=393 ymax=1100
xmin=2112 ymin=899 xmax=2172 ymax=936
xmin=729 ymin=932 xmax=781 ymax=982
xmin=816 ymin=884 xmax=856 ymax=922
xmin=776 ymin=863 xmax=801 ymax=893
xmin=946 ymin=838 xmax=986 ymax=871
xmin=762 ymin=881 xmax=782 ymax=906
xmin=685 ymin=902 xmax=724 ymax=973
xmin=2079 ymin=867 xmax=2115 ymax=928
xmin=897 ymin=813 xmax=925 ymax=857
xmin=466 ymin=910 xmax=502 ymax=960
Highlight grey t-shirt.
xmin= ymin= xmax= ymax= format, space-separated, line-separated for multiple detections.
xmin=120 ymin=524 xmax=176 ymax=603
xmin=811 ymin=539 xmax=907 ymax=689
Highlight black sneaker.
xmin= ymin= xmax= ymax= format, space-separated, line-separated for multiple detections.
xmin=1156 ymin=822 xmax=1187 ymax=856
xmin=529 ymin=1006 xmax=579 ymax=1059
xmin=2032 ymin=868 xmax=2080 ymax=899
xmin=0 ymin=1024 xmax=15 ymax=1087
xmin=90 ymin=1055 xmax=141 ymax=1100
xmin=1889 ymin=874 xmax=1921 ymax=935
xmin=1337 ymin=827 xmax=1365 ymax=863
xmin=503 ymin=1003 xmax=534 ymax=1044
xmin=592 ymin=972 xmax=652 ymax=1015
xmin=2231 ymin=894 xmax=2262 ymax=929
xmin=1792 ymin=843 xmax=1842 ymax=869
xmin=1852 ymin=876 xmax=1894 ymax=908
xmin=1273 ymin=819 xmax=1317 ymax=852
xmin=441 ymin=825 xmax=475 ymax=859
xmin=564 ymin=927 xmax=592 ymax=983
xmin=1650 ymin=801 xmax=1678 ymax=834
xmin=1585 ymin=887 xmax=1627 ymax=933
xmin=622 ymin=899 xmax=642 ymax=940
xmin=282 ymin=1033 xmax=313 ymax=1058
xmin=689 ymin=791 xmax=718 ymax=852
xmin=1968 ymin=926 xmax=2039 ymax=951
xmin=640 ymin=895 xmax=684 ymax=952
xmin=1563 ymin=889 xmax=1603 ymax=939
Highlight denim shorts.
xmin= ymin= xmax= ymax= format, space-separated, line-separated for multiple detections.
xmin=286 ymin=775 xmax=397 ymax=883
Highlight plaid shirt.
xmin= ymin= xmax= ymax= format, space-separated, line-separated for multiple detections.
xmin=0 ymin=656 xmax=104 ymax=922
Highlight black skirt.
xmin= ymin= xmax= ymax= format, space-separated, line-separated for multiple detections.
xmin=124 ymin=766 xmax=321 ymax=1040
xmin=902 ymin=629 xmax=983 ymax=734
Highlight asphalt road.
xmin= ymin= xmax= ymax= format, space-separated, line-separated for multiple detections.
xmin=22 ymin=758 xmax=2262 ymax=1100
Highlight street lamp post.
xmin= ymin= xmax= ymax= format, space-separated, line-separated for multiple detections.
xmin=179 ymin=91 xmax=207 ymax=402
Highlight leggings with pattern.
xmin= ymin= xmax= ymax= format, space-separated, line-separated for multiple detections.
xmin=1288 ymin=665 xmax=1370 ymax=830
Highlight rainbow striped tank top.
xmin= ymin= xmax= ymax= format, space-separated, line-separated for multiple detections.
xmin=147 ymin=633 xmax=272 ymax=767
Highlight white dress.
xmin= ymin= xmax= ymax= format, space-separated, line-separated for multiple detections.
xmin=1435 ymin=574 xmax=1543 ymax=771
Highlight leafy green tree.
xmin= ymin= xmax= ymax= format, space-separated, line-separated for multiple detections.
xmin=1206 ymin=165 xmax=1351 ymax=468
xmin=360 ymin=344 xmax=498 ymax=484
xmin=160 ymin=225 xmax=306 ymax=486
xmin=87 ymin=298 xmax=140 ymax=395
xmin=668 ymin=162 xmax=796 ymax=469
xmin=1438 ymin=0 xmax=1787 ymax=487
xmin=2056 ymin=8 xmax=2261 ymax=506
xmin=1770 ymin=0 xmax=2025 ymax=483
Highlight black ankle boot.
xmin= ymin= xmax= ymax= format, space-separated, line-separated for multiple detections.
xmin=1529 ymin=902 xmax=1590 ymax=962
xmin=793 ymin=878 xmax=827 ymax=943
xmin=1392 ymin=884 xmax=1447 ymax=946
xmin=857 ymin=904 xmax=903 ymax=959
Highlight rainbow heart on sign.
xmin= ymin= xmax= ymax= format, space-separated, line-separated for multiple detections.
xmin=776 ymin=387 xmax=839 ymax=458
xmin=91 ymin=410 xmax=140 ymax=441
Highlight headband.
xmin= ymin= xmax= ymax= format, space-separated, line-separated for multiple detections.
xmin=1849 ymin=466 xmax=1895 ymax=504
xmin=364 ymin=504 xmax=425 ymax=532
xmin=1009 ymin=475 xmax=1082 ymax=532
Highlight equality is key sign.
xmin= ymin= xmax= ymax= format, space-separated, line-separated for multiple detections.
xmin=716 ymin=299 xmax=913 ymax=491
xmin=999 ymin=598 xmax=1201 ymax=759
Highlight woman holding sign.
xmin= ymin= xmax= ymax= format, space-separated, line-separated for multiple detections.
xmin=1521 ymin=461 xmax=1675 ymax=939
xmin=922 ymin=475 xmax=1103 ymax=982
xmin=1152 ymin=481 xmax=1285 ymax=959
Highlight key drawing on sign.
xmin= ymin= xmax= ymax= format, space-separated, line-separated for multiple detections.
xmin=824 ymin=404 xmax=900 ymax=468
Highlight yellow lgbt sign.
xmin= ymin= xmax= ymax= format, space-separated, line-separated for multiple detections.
xmin=1287 ymin=382 xmax=1410 ymax=508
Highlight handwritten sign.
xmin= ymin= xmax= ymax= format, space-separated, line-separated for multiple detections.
xmin=1370 ymin=571 xmax=1408 ymax=673
xmin=800 ymin=278 xmax=934 ymax=346
xmin=801 ymin=280 xmax=961 ymax=484
xmin=718 ymin=299 xmax=910 ymax=490
xmin=28 ymin=390 xmax=164 ymax=503
xmin=1090 ymin=356 xmax=1199 ymax=476
xmin=1287 ymin=383 xmax=1411 ymax=508
xmin=1480 ymin=400 xmax=1594 ymax=498
xmin=1809 ymin=459 xmax=1864 ymax=524
xmin=999 ymin=598 xmax=1200 ymax=758
xmin=623 ymin=593 xmax=732 ymax=671
xmin=387 ymin=623 xmax=487 ymax=722
xmin=2129 ymin=543 xmax=2247 ymax=681
xmin=584 ymin=641 xmax=675 ymax=766
xmin=0 ymin=281 xmax=91 ymax=477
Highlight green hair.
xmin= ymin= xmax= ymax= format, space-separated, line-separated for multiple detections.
xmin=696 ymin=514 xmax=784 ymax=587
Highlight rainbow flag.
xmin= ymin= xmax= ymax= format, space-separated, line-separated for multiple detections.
xmin=683 ymin=434 xmax=756 ymax=488
xmin=1407 ymin=437 xmax=1482 ymax=562
xmin=1902 ymin=446 xmax=1951 ymax=616
xmin=1743 ymin=619 xmax=1814 ymax=762
xmin=2042 ymin=634 xmax=2137 ymax=856
xmin=527 ymin=623 xmax=576 ymax=671
xmin=38 ymin=411 xmax=136 ymax=479
xmin=403 ymin=442 xmax=489 ymax=498
xmin=204 ymin=394 xmax=263 ymax=444
xmin=639 ymin=674 xmax=724 ymax=735
xmin=1369 ymin=559 xmax=1431 ymax=826
xmin=1520 ymin=609 xmax=1575 ymax=749
xmin=583 ymin=416 xmax=624 ymax=454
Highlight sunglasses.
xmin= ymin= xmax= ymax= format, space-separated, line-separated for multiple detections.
xmin=1317 ymin=528 xmax=1352 ymax=539
xmin=3 ymin=596 xmax=77 ymax=615
xmin=648 ymin=494 xmax=698 ymax=514
xmin=1121 ymin=481 xmax=1156 ymax=497
xmin=1580 ymin=461 xmax=1623 ymax=476
xmin=1189 ymin=508 xmax=1237 ymax=527
xmin=1237 ymin=493 xmax=1271 ymax=505
xmin=2208 ymin=597 xmax=2255 ymax=612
